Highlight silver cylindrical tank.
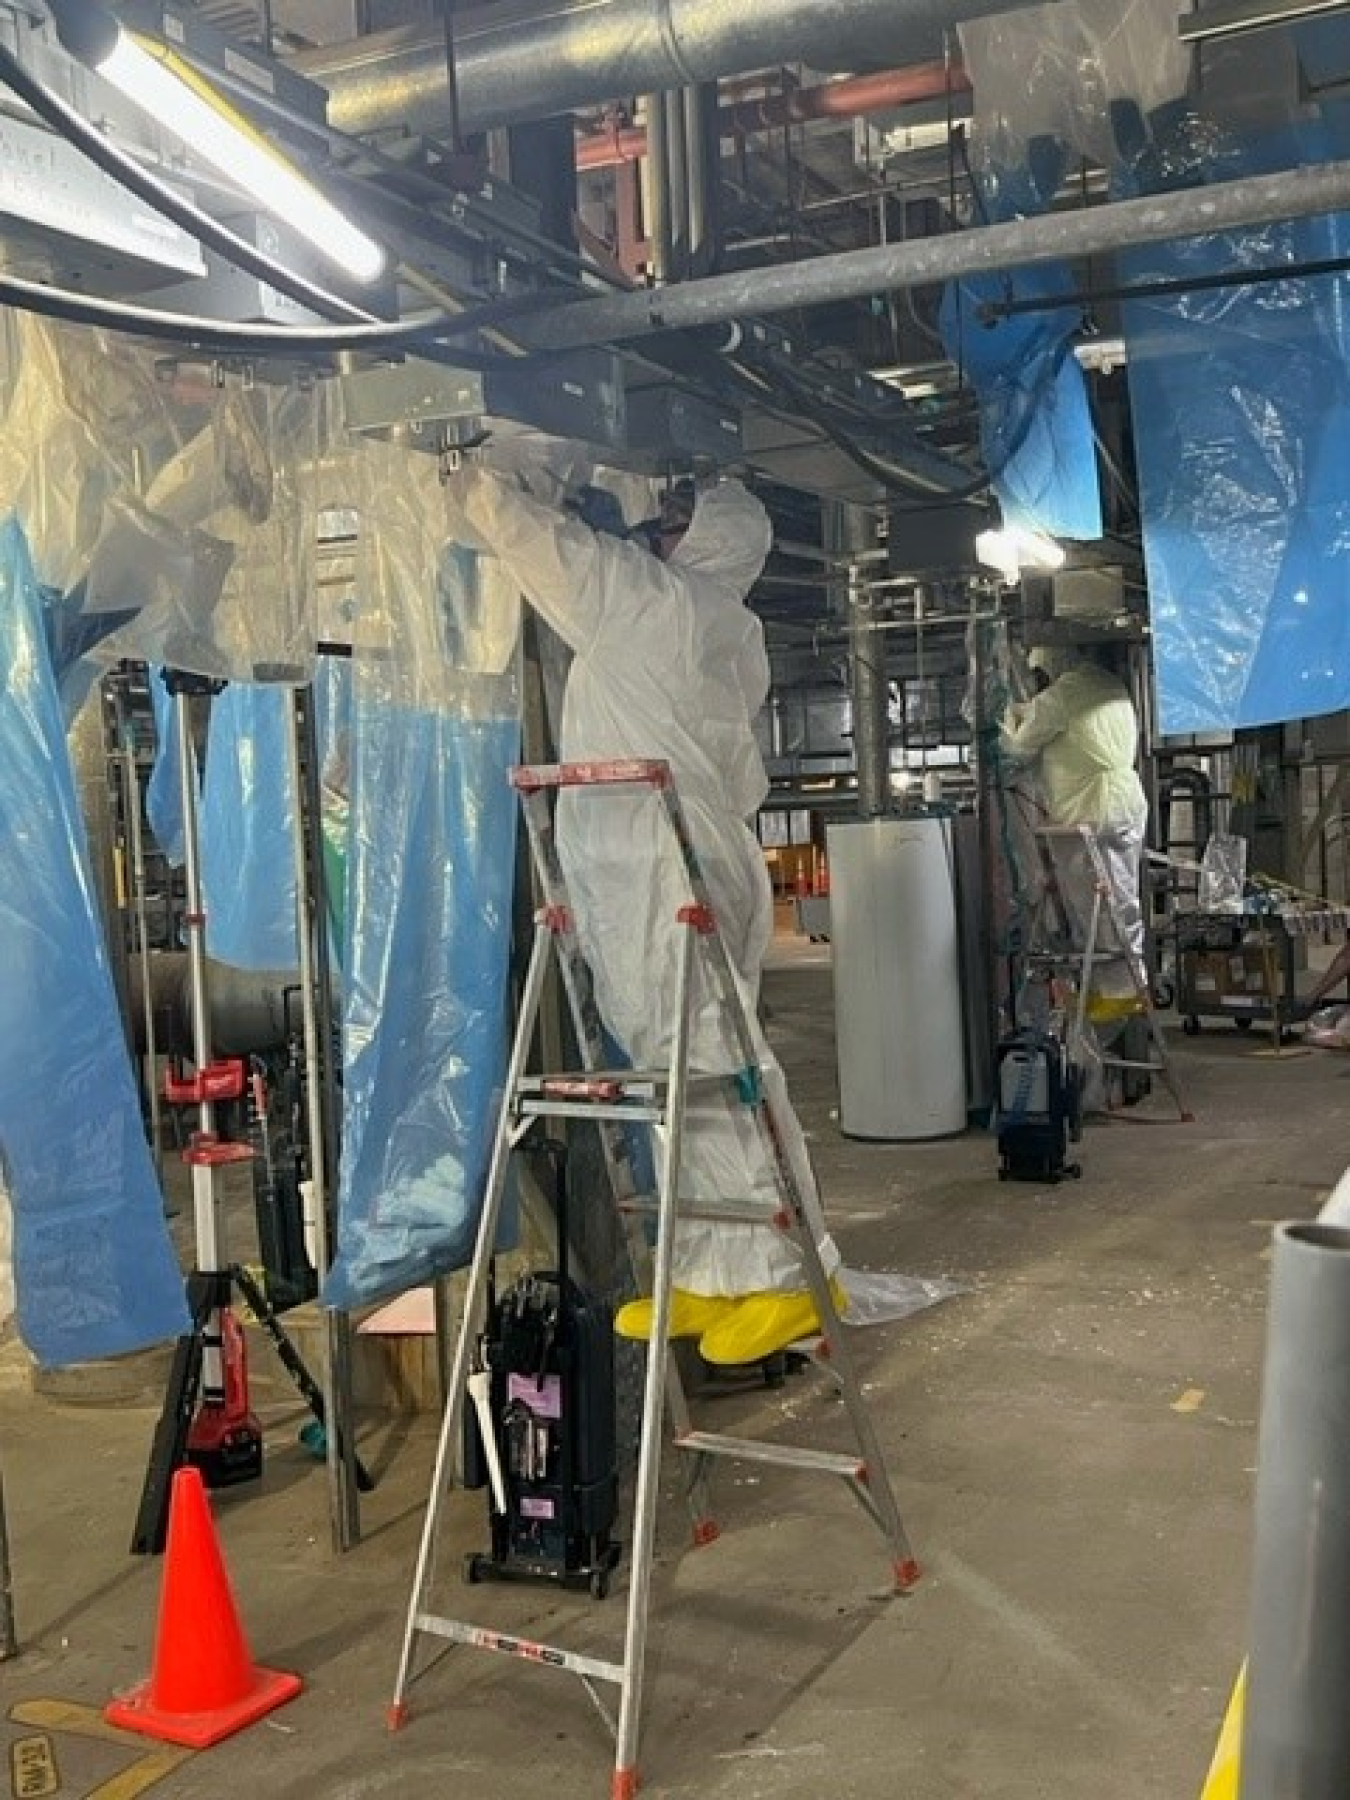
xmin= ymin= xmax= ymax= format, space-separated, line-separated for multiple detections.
xmin=827 ymin=816 xmax=965 ymax=1140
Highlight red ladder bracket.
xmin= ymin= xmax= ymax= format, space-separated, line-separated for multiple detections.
xmin=676 ymin=904 xmax=716 ymax=935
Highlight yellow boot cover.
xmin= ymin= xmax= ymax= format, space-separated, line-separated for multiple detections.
xmin=698 ymin=1281 xmax=849 ymax=1366
xmin=614 ymin=1288 xmax=739 ymax=1342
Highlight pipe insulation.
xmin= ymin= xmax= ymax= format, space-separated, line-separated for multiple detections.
xmin=1240 ymin=1221 xmax=1350 ymax=1798
xmin=295 ymin=0 xmax=1044 ymax=138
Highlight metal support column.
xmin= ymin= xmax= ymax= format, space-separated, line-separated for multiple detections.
xmin=833 ymin=504 xmax=888 ymax=817
xmin=1241 ymin=1221 xmax=1350 ymax=1797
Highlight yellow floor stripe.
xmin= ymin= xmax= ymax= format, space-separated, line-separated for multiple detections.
xmin=1199 ymin=1663 xmax=1245 ymax=1800
xmin=8 ymin=1701 xmax=193 ymax=1799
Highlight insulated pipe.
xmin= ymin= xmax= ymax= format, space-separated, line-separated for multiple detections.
xmin=295 ymin=0 xmax=1032 ymax=139
xmin=510 ymin=157 xmax=1350 ymax=350
xmin=575 ymin=62 xmax=968 ymax=170
xmin=833 ymin=504 xmax=890 ymax=818
xmin=1240 ymin=1221 xmax=1350 ymax=1798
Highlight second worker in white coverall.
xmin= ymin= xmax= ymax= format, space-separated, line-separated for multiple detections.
xmin=1003 ymin=646 xmax=1150 ymax=1019
xmin=444 ymin=465 xmax=842 ymax=1366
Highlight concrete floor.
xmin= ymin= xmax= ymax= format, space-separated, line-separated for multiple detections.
xmin=1 ymin=937 xmax=1339 ymax=1799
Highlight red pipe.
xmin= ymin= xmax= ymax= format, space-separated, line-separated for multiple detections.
xmin=575 ymin=62 xmax=969 ymax=170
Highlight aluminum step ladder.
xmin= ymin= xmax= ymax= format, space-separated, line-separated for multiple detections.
xmin=388 ymin=758 xmax=918 ymax=1800
xmin=1030 ymin=824 xmax=1192 ymax=1123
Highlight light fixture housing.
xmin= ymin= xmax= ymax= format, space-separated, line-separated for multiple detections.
xmin=47 ymin=0 xmax=387 ymax=287
xmin=975 ymin=524 xmax=1066 ymax=584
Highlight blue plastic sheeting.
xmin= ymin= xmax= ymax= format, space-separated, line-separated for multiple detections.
xmin=940 ymin=163 xmax=1102 ymax=545
xmin=1121 ymin=124 xmax=1350 ymax=733
xmin=941 ymin=269 xmax=1103 ymax=542
xmin=201 ymin=682 xmax=300 ymax=971
xmin=0 ymin=519 xmax=188 ymax=1366
xmin=146 ymin=668 xmax=188 ymax=866
xmin=323 ymin=700 xmax=519 ymax=1308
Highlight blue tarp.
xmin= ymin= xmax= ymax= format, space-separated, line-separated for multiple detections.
xmin=940 ymin=162 xmax=1103 ymax=544
xmin=1122 ymin=124 xmax=1350 ymax=733
xmin=201 ymin=682 xmax=301 ymax=971
xmin=145 ymin=668 xmax=188 ymax=867
xmin=0 ymin=519 xmax=188 ymax=1366
xmin=323 ymin=698 xmax=518 ymax=1307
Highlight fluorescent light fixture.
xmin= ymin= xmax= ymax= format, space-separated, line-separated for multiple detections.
xmin=975 ymin=525 xmax=1067 ymax=584
xmin=48 ymin=0 xmax=386 ymax=286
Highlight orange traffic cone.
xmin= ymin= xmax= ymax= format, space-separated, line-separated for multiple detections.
xmin=106 ymin=1466 xmax=302 ymax=1749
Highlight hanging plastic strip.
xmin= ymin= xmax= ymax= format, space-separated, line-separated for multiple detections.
xmin=201 ymin=681 xmax=301 ymax=972
xmin=323 ymin=445 xmax=521 ymax=1308
xmin=0 ymin=520 xmax=188 ymax=1366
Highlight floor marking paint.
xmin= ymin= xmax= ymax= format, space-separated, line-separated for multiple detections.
xmin=10 ymin=1734 xmax=58 ymax=1799
xmin=7 ymin=1702 xmax=193 ymax=1800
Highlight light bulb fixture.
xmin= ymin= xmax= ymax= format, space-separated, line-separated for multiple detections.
xmin=975 ymin=524 xmax=1067 ymax=584
xmin=47 ymin=0 xmax=386 ymax=286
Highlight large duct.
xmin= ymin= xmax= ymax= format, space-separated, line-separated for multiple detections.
xmin=295 ymin=0 xmax=1048 ymax=140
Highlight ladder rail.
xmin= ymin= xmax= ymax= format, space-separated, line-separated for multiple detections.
xmin=613 ymin=919 xmax=698 ymax=1790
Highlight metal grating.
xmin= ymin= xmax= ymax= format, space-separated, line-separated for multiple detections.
xmin=187 ymin=0 xmax=265 ymax=32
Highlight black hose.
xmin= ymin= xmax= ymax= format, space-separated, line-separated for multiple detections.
xmin=0 ymin=266 xmax=513 ymax=362
xmin=0 ymin=36 xmax=379 ymax=326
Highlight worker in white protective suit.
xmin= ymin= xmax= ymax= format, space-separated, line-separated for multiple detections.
xmin=443 ymin=464 xmax=842 ymax=1366
xmin=1002 ymin=646 xmax=1149 ymax=1016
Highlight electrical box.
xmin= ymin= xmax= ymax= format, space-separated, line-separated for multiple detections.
xmin=121 ymin=2 xmax=333 ymax=130
xmin=340 ymin=350 xmax=627 ymax=454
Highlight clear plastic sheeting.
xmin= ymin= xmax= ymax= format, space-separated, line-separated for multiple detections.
xmin=202 ymin=683 xmax=301 ymax=972
xmin=1121 ymin=124 xmax=1350 ymax=731
xmin=324 ymin=443 xmax=520 ymax=1309
xmin=0 ymin=521 xmax=188 ymax=1366
xmin=0 ymin=318 xmax=320 ymax=685
xmin=839 ymin=1267 xmax=967 ymax=1329
xmin=958 ymin=0 xmax=1189 ymax=193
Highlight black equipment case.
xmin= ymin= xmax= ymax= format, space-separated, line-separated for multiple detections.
xmin=995 ymin=1027 xmax=1083 ymax=1184
xmin=464 ymin=1140 xmax=622 ymax=1597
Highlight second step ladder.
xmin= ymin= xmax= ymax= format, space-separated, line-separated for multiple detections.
xmin=389 ymin=757 xmax=918 ymax=1800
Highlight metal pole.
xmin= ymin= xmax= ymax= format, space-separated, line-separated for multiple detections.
xmin=113 ymin=683 xmax=165 ymax=1179
xmin=286 ymin=687 xmax=361 ymax=1552
xmin=513 ymin=157 xmax=1350 ymax=351
xmin=644 ymin=92 xmax=673 ymax=284
xmin=0 ymin=1458 xmax=16 ymax=1661
xmin=1240 ymin=1221 xmax=1350 ymax=1798
xmin=174 ymin=691 xmax=220 ymax=1271
xmin=833 ymin=505 xmax=889 ymax=817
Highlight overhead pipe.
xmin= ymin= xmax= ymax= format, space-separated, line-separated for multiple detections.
xmin=294 ymin=0 xmax=1030 ymax=140
xmin=508 ymin=156 xmax=1350 ymax=351
xmin=575 ymin=62 xmax=969 ymax=171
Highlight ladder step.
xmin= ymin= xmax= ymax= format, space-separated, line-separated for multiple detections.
xmin=414 ymin=1613 xmax=625 ymax=1688
xmin=674 ymin=1430 xmax=867 ymax=1481
xmin=619 ymin=1197 xmax=788 ymax=1227
xmin=519 ymin=1099 xmax=667 ymax=1124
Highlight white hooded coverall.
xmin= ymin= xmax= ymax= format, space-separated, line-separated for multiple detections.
xmin=1004 ymin=658 xmax=1149 ymax=976
xmin=446 ymin=467 xmax=838 ymax=1297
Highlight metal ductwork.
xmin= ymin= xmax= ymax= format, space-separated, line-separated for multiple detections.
xmin=295 ymin=0 xmax=1047 ymax=140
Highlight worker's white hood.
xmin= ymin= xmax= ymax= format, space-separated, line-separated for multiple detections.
xmin=668 ymin=480 xmax=772 ymax=597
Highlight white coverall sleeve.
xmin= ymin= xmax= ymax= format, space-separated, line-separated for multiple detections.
xmin=1003 ymin=681 xmax=1071 ymax=757
xmin=445 ymin=465 xmax=694 ymax=657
